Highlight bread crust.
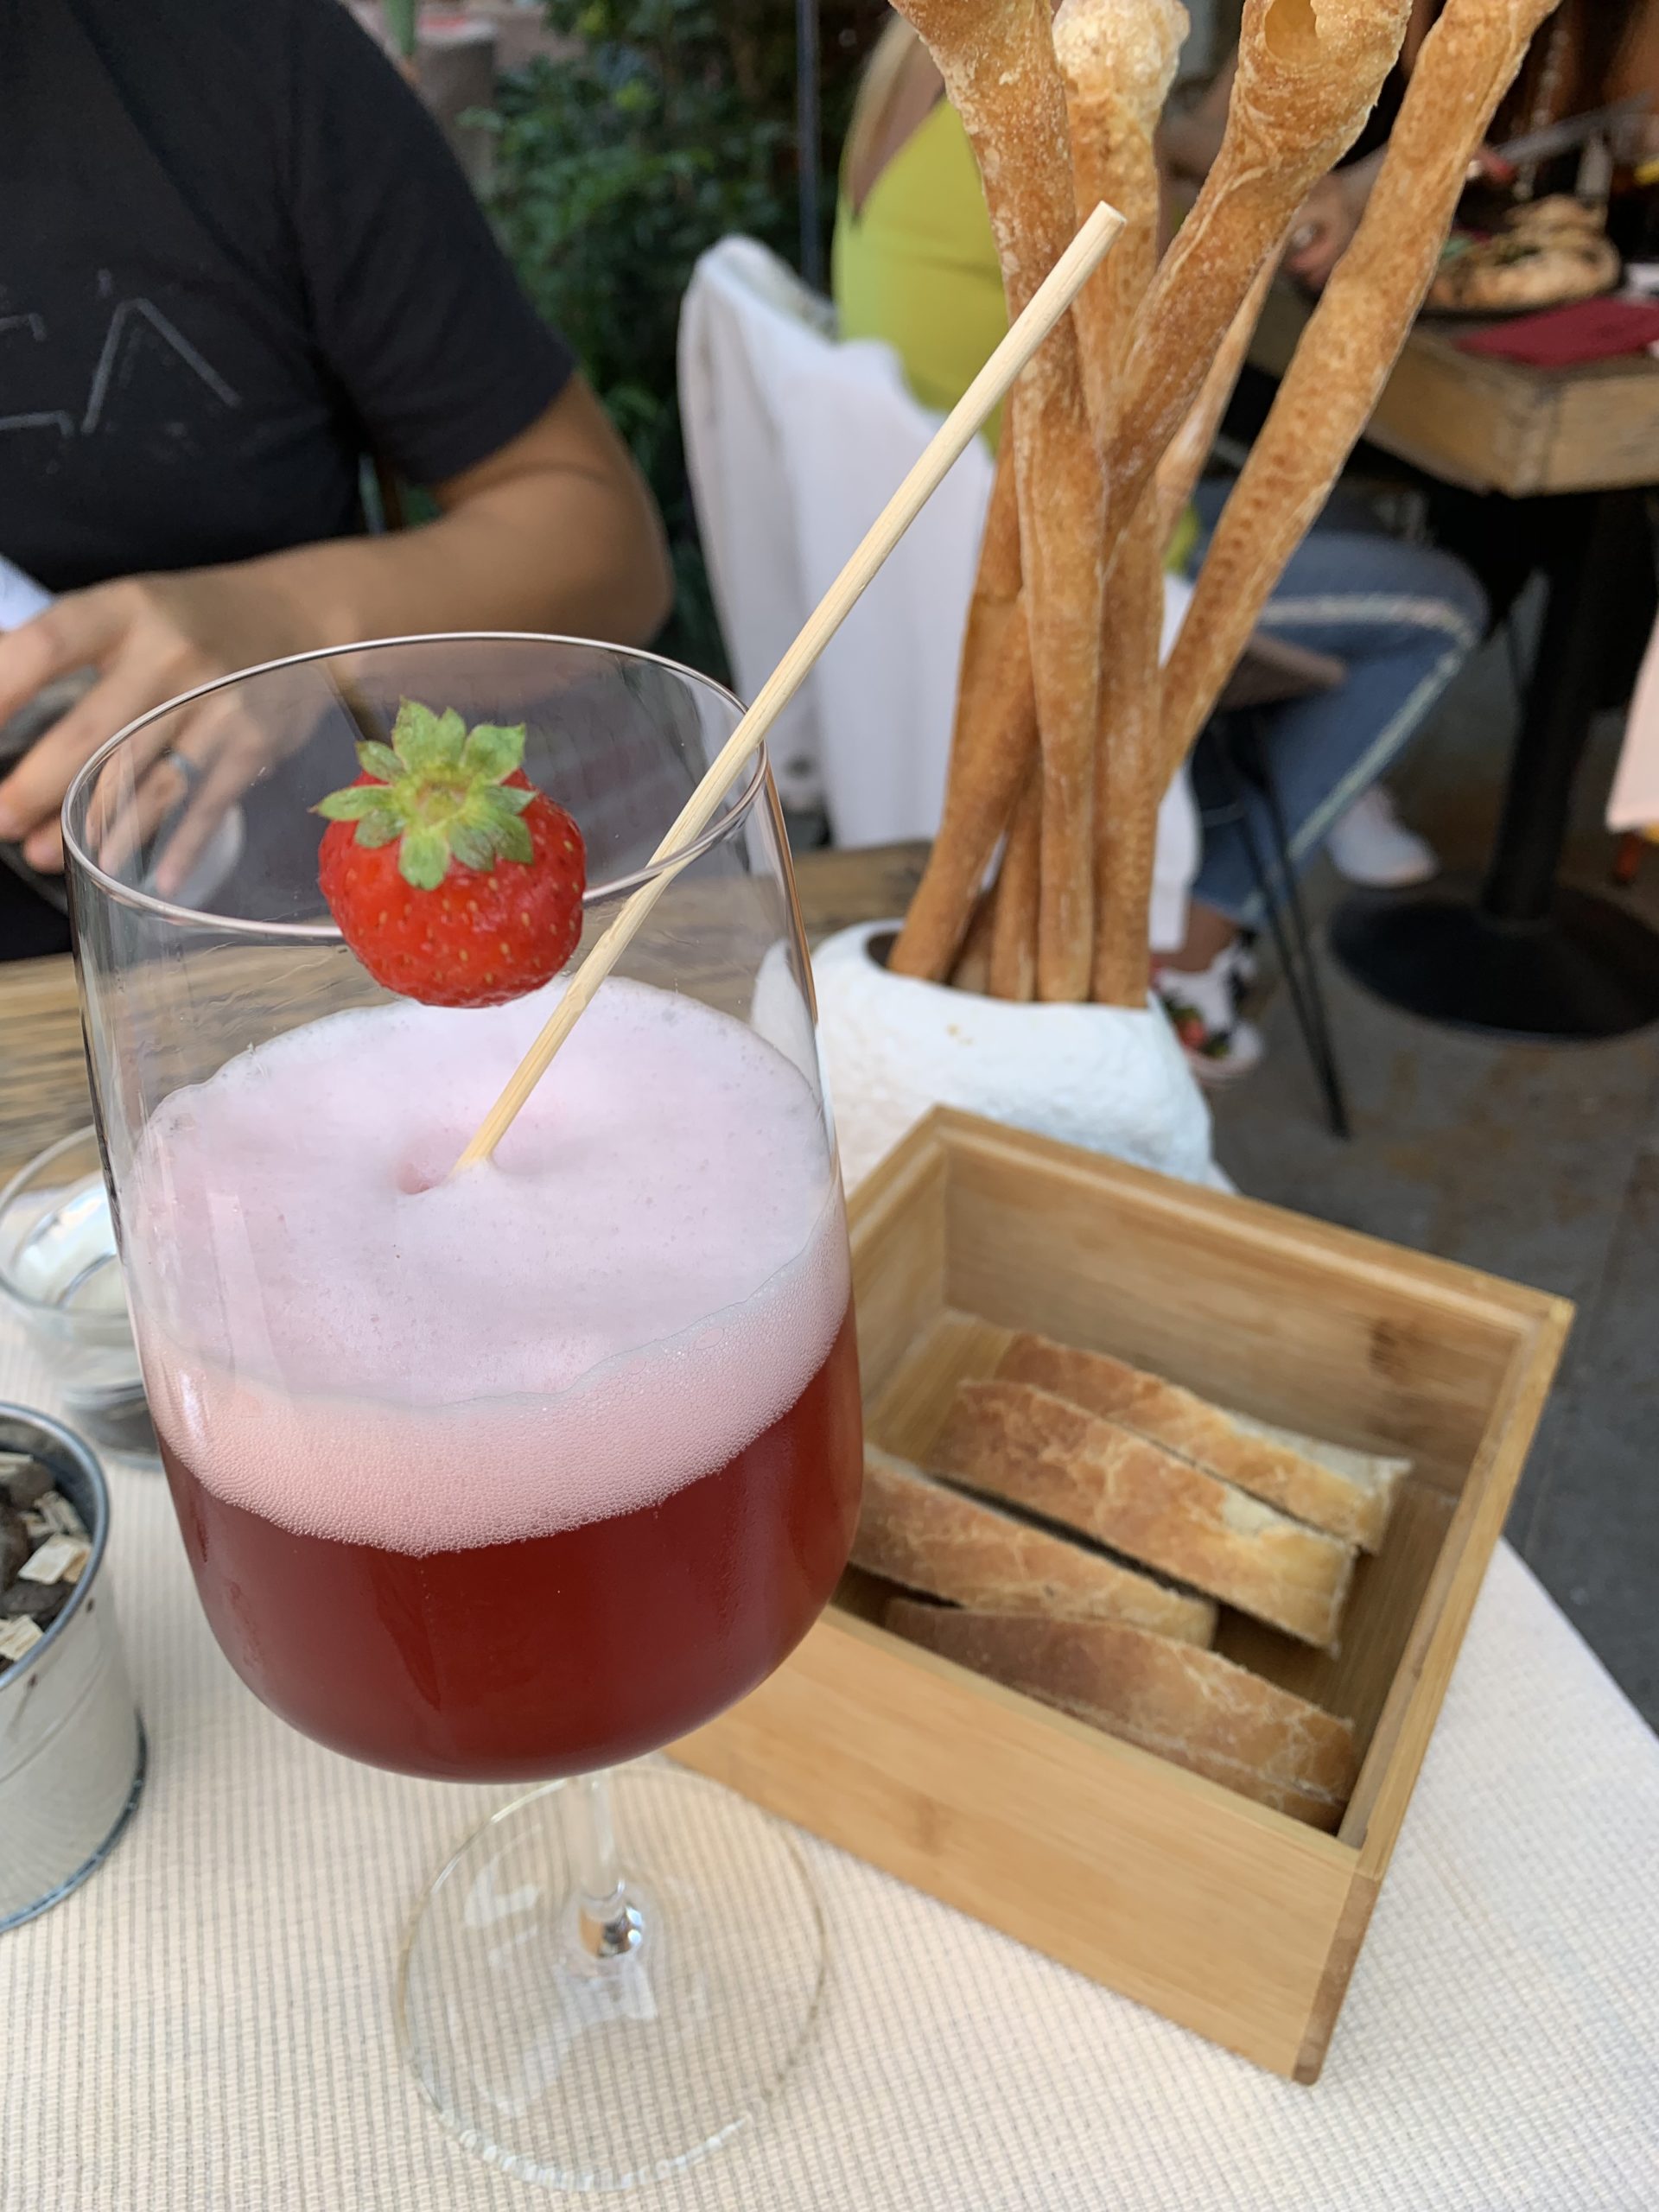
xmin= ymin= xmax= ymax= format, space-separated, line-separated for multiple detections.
xmin=996 ymin=1332 xmax=1407 ymax=1549
xmin=1055 ymin=0 xmax=1186 ymax=1005
xmin=988 ymin=766 xmax=1043 ymax=1000
xmin=856 ymin=1444 xmax=1219 ymax=1642
xmin=888 ymin=434 xmax=1036 ymax=984
xmin=1154 ymin=249 xmax=1281 ymax=554
xmin=1106 ymin=0 xmax=1413 ymax=554
xmin=892 ymin=0 xmax=1107 ymax=1001
xmin=937 ymin=1378 xmax=1357 ymax=1648
xmin=888 ymin=1599 xmax=1358 ymax=1827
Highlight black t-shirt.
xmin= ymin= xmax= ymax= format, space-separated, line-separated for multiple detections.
xmin=0 ymin=0 xmax=574 ymax=594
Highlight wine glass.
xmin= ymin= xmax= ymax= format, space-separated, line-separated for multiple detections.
xmin=62 ymin=635 xmax=862 ymax=2191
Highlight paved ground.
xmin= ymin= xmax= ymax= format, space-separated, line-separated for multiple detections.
xmin=1212 ymin=594 xmax=1659 ymax=1727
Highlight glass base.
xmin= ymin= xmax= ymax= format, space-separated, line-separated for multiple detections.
xmin=397 ymin=1763 xmax=826 ymax=2193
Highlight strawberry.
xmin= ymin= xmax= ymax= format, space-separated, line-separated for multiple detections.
xmin=315 ymin=699 xmax=586 ymax=1008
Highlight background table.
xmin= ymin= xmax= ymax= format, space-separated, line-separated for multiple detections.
xmin=3 ymin=858 xmax=1657 ymax=2209
xmin=1251 ymin=286 xmax=1659 ymax=499
xmin=0 ymin=844 xmax=932 ymax=1185
xmin=1249 ymin=286 xmax=1659 ymax=1042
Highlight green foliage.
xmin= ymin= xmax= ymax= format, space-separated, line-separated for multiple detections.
xmin=479 ymin=0 xmax=884 ymax=675
xmin=382 ymin=0 xmax=418 ymax=61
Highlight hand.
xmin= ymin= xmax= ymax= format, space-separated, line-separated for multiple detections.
xmin=0 ymin=564 xmax=319 ymax=888
xmin=1466 ymin=143 xmax=1517 ymax=188
xmin=0 ymin=379 xmax=672 ymax=890
xmin=1284 ymin=168 xmax=1370 ymax=291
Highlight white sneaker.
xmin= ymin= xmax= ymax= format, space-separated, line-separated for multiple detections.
xmin=1326 ymin=786 xmax=1439 ymax=888
xmin=1224 ymin=933 xmax=1259 ymax=1002
xmin=1154 ymin=950 xmax=1266 ymax=1085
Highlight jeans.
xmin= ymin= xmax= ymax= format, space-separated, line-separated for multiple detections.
xmin=1185 ymin=481 xmax=1488 ymax=928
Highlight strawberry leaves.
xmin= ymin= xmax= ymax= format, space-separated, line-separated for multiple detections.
xmin=317 ymin=785 xmax=392 ymax=823
xmin=315 ymin=699 xmax=539 ymax=892
xmin=355 ymin=741 xmax=404 ymax=785
xmin=461 ymin=722 xmax=526 ymax=781
xmin=391 ymin=701 xmax=467 ymax=777
xmin=397 ymin=824 xmax=451 ymax=891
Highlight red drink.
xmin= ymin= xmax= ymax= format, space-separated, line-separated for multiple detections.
xmin=160 ymin=1306 xmax=860 ymax=1780
xmin=126 ymin=980 xmax=861 ymax=1781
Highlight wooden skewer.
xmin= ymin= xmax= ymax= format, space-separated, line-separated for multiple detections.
xmin=454 ymin=198 xmax=1126 ymax=1174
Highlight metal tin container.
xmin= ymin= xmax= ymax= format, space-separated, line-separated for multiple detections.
xmin=0 ymin=1406 xmax=144 ymax=1930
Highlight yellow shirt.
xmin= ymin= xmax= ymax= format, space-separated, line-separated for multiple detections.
xmin=833 ymin=100 xmax=1010 ymax=448
xmin=832 ymin=99 xmax=1198 ymax=573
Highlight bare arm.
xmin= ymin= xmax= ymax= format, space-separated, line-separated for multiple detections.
xmin=0 ymin=377 xmax=672 ymax=870
xmin=1610 ymin=0 xmax=1659 ymax=110
xmin=265 ymin=378 xmax=673 ymax=648
xmin=1285 ymin=146 xmax=1387 ymax=289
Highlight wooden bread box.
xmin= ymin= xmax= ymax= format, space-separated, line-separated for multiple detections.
xmin=673 ymin=1109 xmax=1571 ymax=2082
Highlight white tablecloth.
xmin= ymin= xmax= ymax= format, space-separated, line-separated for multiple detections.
xmin=3 ymin=1304 xmax=1656 ymax=2211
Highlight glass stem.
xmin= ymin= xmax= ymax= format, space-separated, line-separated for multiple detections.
xmin=569 ymin=1770 xmax=643 ymax=1962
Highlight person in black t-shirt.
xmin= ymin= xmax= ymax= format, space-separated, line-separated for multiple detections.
xmin=0 ymin=0 xmax=671 ymax=940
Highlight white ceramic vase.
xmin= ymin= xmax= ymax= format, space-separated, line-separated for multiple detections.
xmin=810 ymin=921 xmax=1226 ymax=1192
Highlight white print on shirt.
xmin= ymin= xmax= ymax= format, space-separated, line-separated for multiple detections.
xmin=0 ymin=283 xmax=241 ymax=459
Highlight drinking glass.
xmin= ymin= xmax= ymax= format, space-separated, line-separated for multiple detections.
xmin=0 ymin=1128 xmax=155 ymax=1454
xmin=62 ymin=636 xmax=862 ymax=2191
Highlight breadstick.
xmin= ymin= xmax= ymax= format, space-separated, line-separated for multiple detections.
xmin=1156 ymin=0 xmax=1562 ymax=785
xmin=893 ymin=0 xmax=1106 ymax=1002
xmin=1154 ymin=246 xmax=1279 ymax=557
xmin=1055 ymin=0 xmax=1185 ymax=1007
xmin=888 ymin=432 xmax=1034 ymax=980
xmin=1055 ymin=0 xmax=1185 ymax=442
xmin=1090 ymin=492 xmax=1166 ymax=1003
xmin=948 ymin=884 xmax=1000 ymax=994
xmin=887 ymin=0 xmax=1172 ymax=1000
xmin=1105 ymin=0 xmax=1411 ymax=553
xmin=1019 ymin=335 xmax=1103 ymax=1002
xmin=901 ymin=0 xmax=1407 ymax=996
xmin=887 ymin=0 xmax=1176 ymax=992
xmin=988 ymin=766 xmax=1041 ymax=1001
xmin=1089 ymin=0 xmax=1405 ymax=994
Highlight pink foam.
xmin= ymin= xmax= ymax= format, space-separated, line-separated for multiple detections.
xmin=125 ymin=980 xmax=849 ymax=1554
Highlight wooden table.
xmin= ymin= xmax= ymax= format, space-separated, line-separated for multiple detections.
xmin=1252 ymin=283 xmax=1659 ymax=499
xmin=1249 ymin=287 xmax=1659 ymax=1041
xmin=0 ymin=842 xmax=927 ymax=1185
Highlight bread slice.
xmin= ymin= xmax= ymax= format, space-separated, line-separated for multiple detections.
xmin=888 ymin=1599 xmax=1357 ymax=1830
xmin=935 ymin=1380 xmax=1356 ymax=1649
xmin=997 ymin=1332 xmax=1406 ymax=1551
xmin=1229 ymin=1411 xmax=1412 ymax=1547
xmin=855 ymin=1445 xmax=1217 ymax=1645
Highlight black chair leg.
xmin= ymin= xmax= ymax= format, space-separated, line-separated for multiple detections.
xmin=1197 ymin=735 xmax=1319 ymax=1065
xmin=1211 ymin=720 xmax=1352 ymax=1141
